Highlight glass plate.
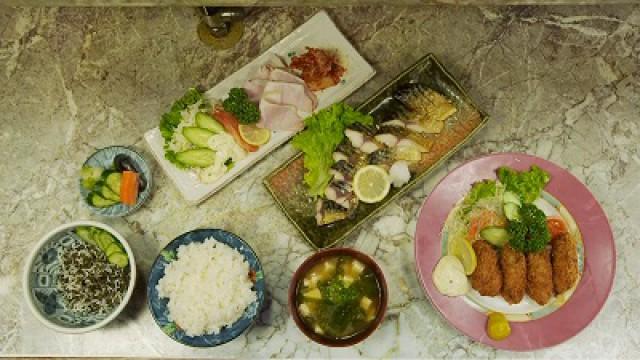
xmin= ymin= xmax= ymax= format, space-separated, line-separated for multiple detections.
xmin=264 ymin=53 xmax=489 ymax=249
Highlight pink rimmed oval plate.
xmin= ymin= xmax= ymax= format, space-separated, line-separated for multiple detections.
xmin=414 ymin=152 xmax=615 ymax=351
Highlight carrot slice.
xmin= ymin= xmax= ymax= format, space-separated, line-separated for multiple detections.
xmin=213 ymin=108 xmax=259 ymax=152
xmin=120 ymin=171 xmax=139 ymax=206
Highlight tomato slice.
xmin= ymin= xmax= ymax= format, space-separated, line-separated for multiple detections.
xmin=547 ymin=216 xmax=568 ymax=238
xmin=213 ymin=108 xmax=259 ymax=152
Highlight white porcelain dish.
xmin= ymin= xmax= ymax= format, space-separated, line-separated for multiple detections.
xmin=144 ymin=10 xmax=375 ymax=204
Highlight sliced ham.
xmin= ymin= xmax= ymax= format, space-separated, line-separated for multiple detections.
xmin=270 ymin=69 xmax=318 ymax=108
xmin=244 ymin=79 xmax=268 ymax=103
xmin=269 ymin=68 xmax=306 ymax=84
xmin=243 ymin=60 xmax=318 ymax=132
xmin=262 ymin=82 xmax=314 ymax=115
xmin=258 ymin=100 xmax=305 ymax=132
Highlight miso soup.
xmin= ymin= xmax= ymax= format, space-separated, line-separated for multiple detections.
xmin=296 ymin=255 xmax=381 ymax=339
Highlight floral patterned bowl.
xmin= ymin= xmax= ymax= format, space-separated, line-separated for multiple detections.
xmin=147 ymin=228 xmax=266 ymax=347
xmin=23 ymin=221 xmax=136 ymax=333
xmin=80 ymin=146 xmax=153 ymax=217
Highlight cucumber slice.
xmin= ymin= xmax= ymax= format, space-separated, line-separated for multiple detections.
xmin=105 ymin=172 xmax=122 ymax=196
xmin=98 ymin=232 xmax=117 ymax=251
xmin=81 ymin=166 xmax=104 ymax=189
xmin=504 ymin=202 xmax=521 ymax=221
xmin=183 ymin=127 xmax=215 ymax=147
xmin=75 ymin=227 xmax=96 ymax=246
xmin=196 ymin=112 xmax=225 ymax=133
xmin=105 ymin=242 xmax=122 ymax=257
xmin=175 ymin=148 xmax=216 ymax=168
xmin=503 ymin=191 xmax=522 ymax=207
xmin=94 ymin=233 xmax=109 ymax=251
xmin=480 ymin=227 xmax=510 ymax=247
xmin=101 ymin=185 xmax=121 ymax=202
xmin=88 ymin=193 xmax=118 ymax=208
xmin=108 ymin=252 xmax=129 ymax=268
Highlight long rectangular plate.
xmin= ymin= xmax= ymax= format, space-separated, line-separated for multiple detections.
xmin=264 ymin=53 xmax=489 ymax=249
xmin=145 ymin=11 xmax=375 ymax=204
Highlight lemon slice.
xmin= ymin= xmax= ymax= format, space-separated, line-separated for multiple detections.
xmin=448 ymin=236 xmax=477 ymax=275
xmin=432 ymin=255 xmax=470 ymax=297
xmin=487 ymin=312 xmax=511 ymax=341
xmin=395 ymin=146 xmax=422 ymax=162
xmin=239 ymin=125 xmax=271 ymax=146
xmin=353 ymin=165 xmax=391 ymax=203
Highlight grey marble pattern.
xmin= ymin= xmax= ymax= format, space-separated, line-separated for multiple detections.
xmin=0 ymin=4 xmax=638 ymax=358
xmin=0 ymin=0 xmax=637 ymax=6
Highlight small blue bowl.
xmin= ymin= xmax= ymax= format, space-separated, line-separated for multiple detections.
xmin=23 ymin=221 xmax=137 ymax=333
xmin=80 ymin=146 xmax=153 ymax=217
xmin=147 ymin=229 xmax=266 ymax=347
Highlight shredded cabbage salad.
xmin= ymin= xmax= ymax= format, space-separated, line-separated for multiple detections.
xmin=161 ymin=89 xmax=247 ymax=183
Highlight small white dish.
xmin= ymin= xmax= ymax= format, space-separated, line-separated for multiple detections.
xmin=144 ymin=10 xmax=376 ymax=204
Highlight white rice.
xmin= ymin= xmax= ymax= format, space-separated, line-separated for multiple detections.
xmin=156 ymin=237 xmax=257 ymax=336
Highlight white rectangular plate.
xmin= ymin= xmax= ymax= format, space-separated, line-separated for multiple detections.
xmin=145 ymin=10 xmax=375 ymax=204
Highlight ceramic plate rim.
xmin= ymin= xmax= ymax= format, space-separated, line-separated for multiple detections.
xmin=414 ymin=152 xmax=616 ymax=351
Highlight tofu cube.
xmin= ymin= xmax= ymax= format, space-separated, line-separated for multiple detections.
xmin=360 ymin=296 xmax=372 ymax=310
xmin=298 ymin=303 xmax=311 ymax=317
xmin=324 ymin=261 xmax=336 ymax=272
xmin=352 ymin=260 xmax=365 ymax=275
xmin=303 ymin=273 xmax=319 ymax=288
xmin=303 ymin=288 xmax=322 ymax=300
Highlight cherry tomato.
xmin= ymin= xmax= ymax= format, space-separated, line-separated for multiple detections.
xmin=547 ymin=216 xmax=568 ymax=238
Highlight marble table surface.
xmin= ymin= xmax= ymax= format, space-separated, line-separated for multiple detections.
xmin=1 ymin=4 xmax=639 ymax=359
xmin=2 ymin=0 xmax=638 ymax=6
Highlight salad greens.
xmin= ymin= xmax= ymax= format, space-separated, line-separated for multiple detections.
xmin=497 ymin=165 xmax=550 ymax=203
xmin=507 ymin=203 xmax=551 ymax=253
xmin=222 ymin=88 xmax=260 ymax=124
xmin=292 ymin=103 xmax=373 ymax=197
xmin=160 ymin=88 xmax=204 ymax=141
xmin=160 ymin=88 xmax=206 ymax=169
xmin=463 ymin=180 xmax=497 ymax=211
xmin=320 ymin=277 xmax=359 ymax=305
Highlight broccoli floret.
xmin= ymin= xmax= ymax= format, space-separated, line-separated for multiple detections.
xmin=222 ymin=88 xmax=260 ymax=124
xmin=507 ymin=203 xmax=551 ymax=253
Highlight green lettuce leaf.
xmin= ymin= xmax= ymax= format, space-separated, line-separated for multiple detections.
xmin=497 ymin=165 xmax=550 ymax=203
xmin=292 ymin=103 xmax=373 ymax=197
xmin=463 ymin=180 xmax=496 ymax=210
xmin=159 ymin=88 xmax=204 ymax=168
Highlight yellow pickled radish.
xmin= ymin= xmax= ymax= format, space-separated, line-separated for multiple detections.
xmin=487 ymin=312 xmax=511 ymax=341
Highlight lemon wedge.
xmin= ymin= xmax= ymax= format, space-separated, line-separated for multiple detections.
xmin=487 ymin=312 xmax=511 ymax=341
xmin=238 ymin=124 xmax=271 ymax=146
xmin=353 ymin=165 xmax=391 ymax=203
xmin=448 ymin=235 xmax=477 ymax=275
